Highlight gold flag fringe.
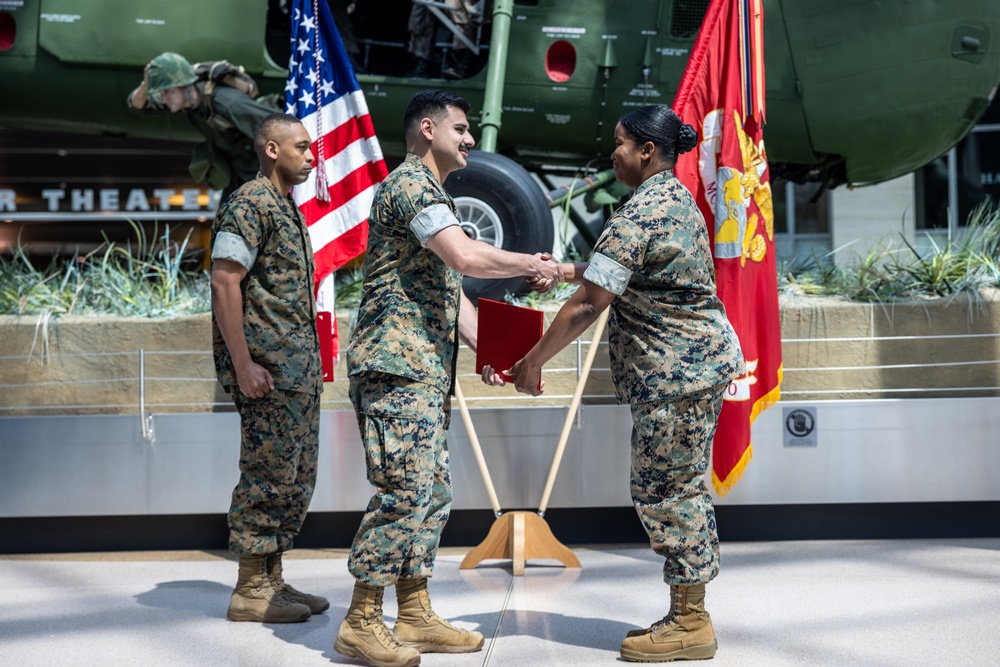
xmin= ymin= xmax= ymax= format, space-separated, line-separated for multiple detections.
xmin=713 ymin=363 xmax=783 ymax=497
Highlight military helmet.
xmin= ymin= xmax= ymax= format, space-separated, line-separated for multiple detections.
xmin=146 ymin=52 xmax=198 ymax=94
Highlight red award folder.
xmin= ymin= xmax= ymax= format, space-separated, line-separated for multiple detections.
xmin=316 ymin=311 xmax=335 ymax=382
xmin=475 ymin=298 xmax=544 ymax=389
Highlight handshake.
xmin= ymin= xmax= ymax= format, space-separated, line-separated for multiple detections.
xmin=526 ymin=252 xmax=564 ymax=294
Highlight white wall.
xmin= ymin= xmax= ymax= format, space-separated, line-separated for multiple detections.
xmin=830 ymin=174 xmax=916 ymax=266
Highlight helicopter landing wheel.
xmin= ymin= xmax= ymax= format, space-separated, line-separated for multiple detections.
xmin=444 ymin=150 xmax=554 ymax=303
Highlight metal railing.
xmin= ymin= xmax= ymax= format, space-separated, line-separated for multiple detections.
xmin=2 ymin=330 xmax=999 ymax=417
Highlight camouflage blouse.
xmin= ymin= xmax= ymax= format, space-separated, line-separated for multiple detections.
xmin=348 ymin=154 xmax=462 ymax=394
xmin=584 ymin=169 xmax=746 ymax=403
xmin=210 ymin=174 xmax=323 ymax=395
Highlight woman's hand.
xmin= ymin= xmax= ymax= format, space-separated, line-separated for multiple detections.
xmin=481 ymin=361 xmax=545 ymax=396
xmin=510 ymin=357 xmax=544 ymax=396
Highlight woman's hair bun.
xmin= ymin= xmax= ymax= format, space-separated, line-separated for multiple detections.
xmin=676 ymin=124 xmax=698 ymax=154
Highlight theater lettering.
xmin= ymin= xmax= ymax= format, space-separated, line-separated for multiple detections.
xmin=0 ymin=187 xmax=222 ymax=214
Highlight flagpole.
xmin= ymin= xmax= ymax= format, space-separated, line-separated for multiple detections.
xmin=537 ymin=307 xmax=608 ymax=516
xmin=453 ymin=379 xmax=502 ymax=517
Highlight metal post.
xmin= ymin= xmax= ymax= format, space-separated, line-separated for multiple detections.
xmin=576 ymin=338 xmax=583 ymax=428
xmin=478 ymin=0 xmax=514 ymax=153
xmin=785 ymin=180 xmax=796 ymax=236
xmin=139 ymin=349 xmax=154 ymax=443
xmin=947 ymin=146 xmax=959 ymax=237
xmin=139 ymin=348 xmax=145 ymax=417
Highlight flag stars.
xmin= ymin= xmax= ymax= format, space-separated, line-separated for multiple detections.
xmin=315 ymin=49 xmax=325 ymax=65
xmin=305 ymin=69 xmax=320 ymax=87
xmin=302 ymin=15 xmax=316 ymax=32
xmin=320 ymin=80 xmax=335 ymax=98
xmin=298 ymin=90 xmax=316 ymax=109
xmin=297 ymin=38 xmax=310 ymax=55
xmin=285 ymin=78 xmax=299 ymax=94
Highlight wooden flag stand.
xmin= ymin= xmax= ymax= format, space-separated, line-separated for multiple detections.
xmin=456 ymin=309 xmax=609 ymax=575
xmin=460 ymin=510 xmax=579 ymax=576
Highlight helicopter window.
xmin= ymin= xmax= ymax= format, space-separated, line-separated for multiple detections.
xmin=0 ymin=12 xmax=16 ymax=51
xmin=545 ymin=40 xmax=576 ymax=82
xmin=265 ymin=0 xmax=292 ymax=69
xmin=670 ymin=0 xmax=710 ymax=40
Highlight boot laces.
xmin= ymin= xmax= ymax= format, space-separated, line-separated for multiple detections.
xmin=649 ymin=609 xmax=677 ymax=635
xmin=367 ymin=599 xmax=404 ymax=648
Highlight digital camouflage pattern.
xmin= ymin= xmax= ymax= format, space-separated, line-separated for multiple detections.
xmin=630 ymin=386 xmax=725 ymax=585
xmin=348 ymin=154 xmax=462 ymax=394
xmin=591 ymin=169 xmax=745 ymax=404
xmin=211 ymin=174 xmax=323 ymax=395
xmin=145 ymin=52 xmax=198 ymax=93
xmin=228 ymin=388 xmax=320 ymax=555
xmin=589 ymin=169 xmax=743 ymax=587
xmin=348 ymin=372 xmax=453 ymax=586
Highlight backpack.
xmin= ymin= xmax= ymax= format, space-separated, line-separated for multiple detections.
xmin=186 ymin=60 xmax=268 ymax=185
xmin=189 ymin=60 xmax=281 ymax=139
xmin=192 ymin=60 xmax=260 ymax=101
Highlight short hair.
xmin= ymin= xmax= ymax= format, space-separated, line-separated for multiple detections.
xmin=403 ymin=89 xmax=471 ymax=142
xmin=618 ymin=105 xmax=698 ymax=166
xmin=253 ymin=113 xmax=304 ymax=159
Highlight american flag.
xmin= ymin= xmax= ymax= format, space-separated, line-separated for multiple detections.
xmin=285 ymin=0 xmax=387 ymax=369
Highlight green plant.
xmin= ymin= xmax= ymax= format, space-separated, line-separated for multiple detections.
xmin=332 ymin=265 xmax=366 ymax=308
xmin=0 ymin=222 xmax=210 ymax=320
xmin=780 ymin=203 xmax=1000 ymax=301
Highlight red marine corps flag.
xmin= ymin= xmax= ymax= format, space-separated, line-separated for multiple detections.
xmin=672 ymin=0 xmax=782 ymax=495
xmin=286 ymin=0 xmax=388 ymax=374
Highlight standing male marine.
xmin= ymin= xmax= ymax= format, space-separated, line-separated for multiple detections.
xmin=211 ymin=113 xmax=328 ymax=624
xmin=334 ymin=89 xmax=560 ymax=667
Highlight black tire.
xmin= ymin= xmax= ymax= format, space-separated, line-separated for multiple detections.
xmin=443 ymin=150 xmax=554 ymax=303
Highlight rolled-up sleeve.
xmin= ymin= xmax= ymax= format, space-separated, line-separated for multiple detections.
xmin=409 ymin=203 xmax=458 ymax=247
xmin=584 ymin=252 xmax=632 ymax=295
xmin=212 ymin=231 xmax=258 ymax=271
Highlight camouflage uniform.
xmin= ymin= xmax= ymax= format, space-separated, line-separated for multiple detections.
xmin=129 ymin=80 xmax=275 ymax=202
xmin=211 ymin=173 xmax=324 ymax=556
xmin=583 ymin=169 xmax=745 ymax=585
xmin=347 ymin=153 xmax=462 ymax=586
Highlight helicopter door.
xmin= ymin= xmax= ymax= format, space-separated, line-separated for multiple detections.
xmin=35 ymin=0 xmax=269 ymax=70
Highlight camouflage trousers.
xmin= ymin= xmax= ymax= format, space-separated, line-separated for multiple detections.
xmin=348 ymin=372 xmax=453 ymax=587
xmin=228 ymin=388 xmax=320 ymax=556
xmin=630 ymin=384 xmax=726 ymax=585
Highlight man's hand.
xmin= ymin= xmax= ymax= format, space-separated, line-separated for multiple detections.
xmin=480 ymin=364 xmax=509 ymax=387
xmin=235 ymin=359 xmax=274 ymax=399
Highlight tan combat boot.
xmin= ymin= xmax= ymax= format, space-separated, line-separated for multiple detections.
xmin=393 ymin=577 xmax=484 ymax=653
xmin=620 ymin=583 xmax=717 ymax=662
xmin=334 ymin=581 xmax=421 ymax=667
xmin=226 ymin=555 xmax=311 ymax=623
xmin=266 ymin=552 xmax=330 ymax=614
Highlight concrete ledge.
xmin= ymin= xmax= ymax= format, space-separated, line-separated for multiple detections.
xmin=2 ymin=290 xmax=998 ymax=415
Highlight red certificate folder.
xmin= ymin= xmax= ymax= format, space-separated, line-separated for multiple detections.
xmin=316 ymin=311 xmax=335 ymax=382
xmin=475 ymin=298 xmax=544 ymax=388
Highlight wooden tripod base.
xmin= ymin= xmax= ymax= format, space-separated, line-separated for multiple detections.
xmin=459 ymin=511 xmax=582 ymax=575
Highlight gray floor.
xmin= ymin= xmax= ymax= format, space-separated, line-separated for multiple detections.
xmin=1 ymin=539 xmax=999 ymax=667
